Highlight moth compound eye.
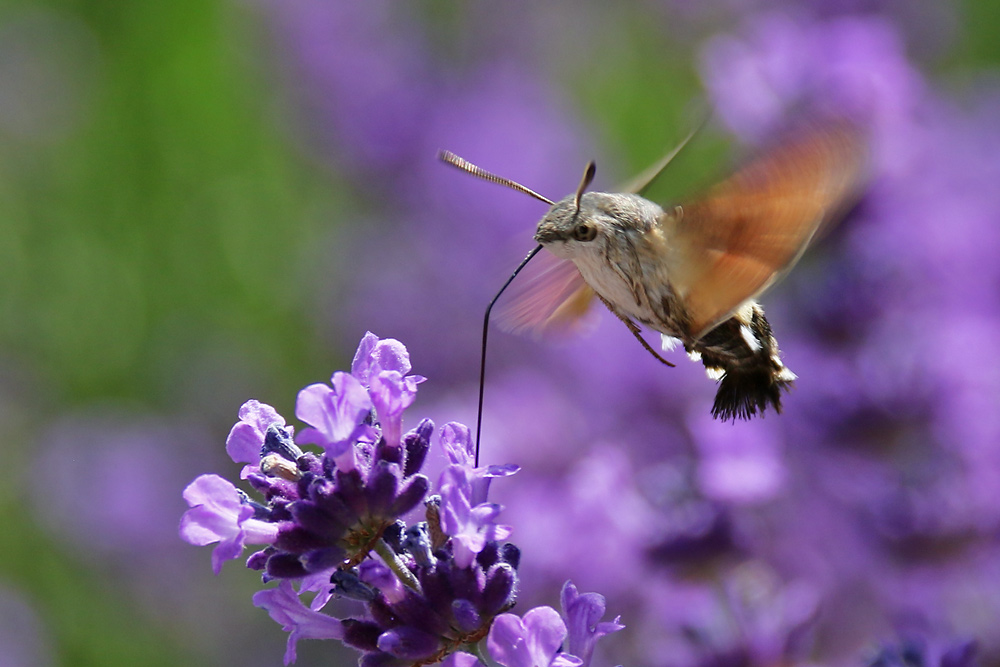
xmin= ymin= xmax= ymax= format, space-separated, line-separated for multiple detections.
xmin=573 ymin=223 xmax=597 ymax=242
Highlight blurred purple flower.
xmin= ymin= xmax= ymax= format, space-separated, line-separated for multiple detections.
xmin=33 ymin=411 xmax=217 ymax=558
xmin=261 ymin=0 xmax=433 ymax=175
xmin=700 ymin=12 xmax=924 ymax=147
xmin=0 ymin=585 xmax=55 ymax=667
xmin=688 ymin=412 xmax=786 ymax=504
xmin=866 ymin=637 xmax=978 ymax=667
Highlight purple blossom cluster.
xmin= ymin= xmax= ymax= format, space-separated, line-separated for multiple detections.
xmin=236 ymin=2 xmax=999 ymax=665
xmin=180 ymin=333 xmax=622 ymax=666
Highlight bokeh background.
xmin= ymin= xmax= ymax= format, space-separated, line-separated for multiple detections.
xmin=3 ymin=0 xmax=1000 ymax=665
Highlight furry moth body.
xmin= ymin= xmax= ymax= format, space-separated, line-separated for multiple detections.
xmin=442 ymin=121 xmax=867 ymax=421
xmin=534 ymin=192 xmax=796 ymax=420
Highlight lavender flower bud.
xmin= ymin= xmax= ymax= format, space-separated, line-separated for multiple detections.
xmin=402 ymin=418 xmax=434 ymax=478
xmin=376 ymin=627 xmax=440 ymax=660
xmin=332 ymin=569 xmax=378 ymax=602
xmin=482 ymin=563 xmax=517 ymax=616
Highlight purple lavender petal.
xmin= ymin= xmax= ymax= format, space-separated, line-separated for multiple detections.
xmin=439 ymin=478 xmax=477 ymax=569
xmin=560 ymin=582 xmax=624 ymax=667
xmin=488 ymin=607 xmax=578 ymax=667
xmin=351 ymin=331 xmax=381 ymax=382
xmin=295 ymin=372 xmax=373 ymax=462
xmin=442 ymin=651 xmax=484 ymax=667
xmin=358 ymin=559 xmax=406 ymax=604
xmin=226 ymin=400 xmax=291 ymax=478
xmin=369 ymin=370 xmax=419 ymax=448
xmin=523 ymin=607 xmax=572 ymax=666
xmin=179 ymin=474 xmax=279 ymax=574
xmin=440 ymin=422 xmax=474 ymax=467
xmin=483 ymin=464 xmax=520 ymax=478
xmin=370 ymin=338 xmax=413 ymax=377
xmin=298 ymin=568 xmax=338 ymax=611
xmin=487 ymin=613 xmax=534 ymax=667
xmin=253 ymin=580 xmax=345 ymax=665
xmin=438 ymin=422 xmax=517 ymax=504
xmin=551 ymin=656 xmax=584 ymax=667
xmin=439 ymin=472 xmax=472 ymax=532
xmin=352 ymin=332 xmax=413 ymax=384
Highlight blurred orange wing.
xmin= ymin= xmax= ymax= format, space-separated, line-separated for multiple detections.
xmin=666 ymin=121 xmax=868 ymax=339
xmin=495 ymin=249 xmax=598 ymax=338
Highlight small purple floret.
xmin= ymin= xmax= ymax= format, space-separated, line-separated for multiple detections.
xmin=253 ymin=580 xmax=345 ymax=665
xmin=561 ymin=582 xmax=624 ymax=667
xmin=179 ymin=474 xmax=279 ymax=574
xmin=295 ymin=372 xmax=374 ymax=467
xmin=226 ymin=400 xmax=291 ymax=478
xmin=352 ymin=331 xmax=415 ymax=383
xmin=488 ymin=607 xmax=583 ymax=667
xmin=442 ymin=652 xmax=484 ymax=667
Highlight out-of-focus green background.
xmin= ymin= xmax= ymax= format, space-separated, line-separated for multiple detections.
xmin=1 ymin=0 xmax=998 ymax=665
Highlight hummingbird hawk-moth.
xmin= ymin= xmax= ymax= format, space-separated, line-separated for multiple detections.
xmin=441 ymin=120 xmax=867 ymax=423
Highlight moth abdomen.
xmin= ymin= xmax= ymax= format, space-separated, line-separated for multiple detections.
xmin=689 ymin=303 xmax=796 ymax=421
xmin=711 ymin=366 xmax=792 ymax=421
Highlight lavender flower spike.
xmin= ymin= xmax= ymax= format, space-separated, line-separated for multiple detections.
xmin=182 ymin=333 xmax=525 ymax=665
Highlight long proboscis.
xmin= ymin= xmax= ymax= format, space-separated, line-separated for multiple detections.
xmin=438 ymin=150 xmax=561 ymax=465
xmin=475 ymin=244 xmax=544 ymax=466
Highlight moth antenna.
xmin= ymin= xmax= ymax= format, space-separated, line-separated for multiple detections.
xmin=624 ymin=114 xmax=709 ymax=195
xmin=573 ymin=161 xmax=597 ymax=216
xmin=439 ymin=150 xmax=555 ymax=206
xmin=475 ymin=244 xmax=544 ymax=467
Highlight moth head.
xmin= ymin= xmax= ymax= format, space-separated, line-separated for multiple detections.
xmin=534 ymin=191 xmax=661 ymax=259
